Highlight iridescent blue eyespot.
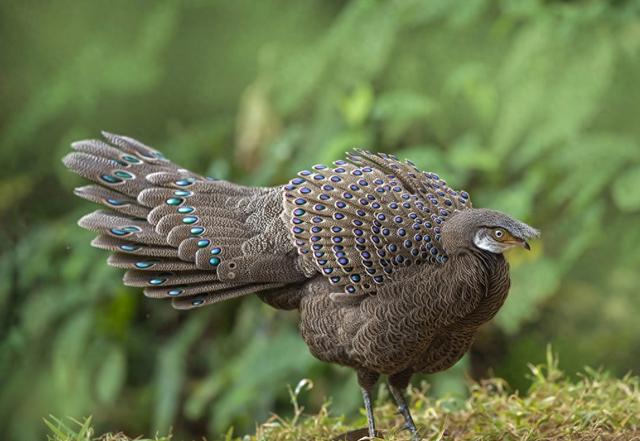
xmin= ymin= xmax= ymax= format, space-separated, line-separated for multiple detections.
xmin=292 ymin=177 xmax=305 ymax=185
xmin=323 ymin=267 xmax=333 ymax=274
xmin=111 ymin=228 xmax=129 ymax=236
xmin=166 ymin=197 xmax=184 ymax=206
xmin=294 ymin=198 xmax=306 ymax=206
xmin=192 ymin=299 xmax=204 ymax=306
xmin=461 ymin=191 xmax=469 ymax=199
xmin=331 ymin=226 xmax=342 ymax=233
xmin=314 ymin=204 xmax=326 ymax=211
xmin=338 ymin=257 xmax=349 ymax=265
xmin=292 ymin=218 xmax=303 ymax=224
xmin=168 ymin=288 xmax=184 ymax=296
xmin=178 ymin=206 xmax=194 ymax=214
xmin=209 ymin=257 xmax=220 ymax=266
xmin=346 ymin=285 xmax=356 ymax=293
xmin=122 ymin=155 xmax=141 ymax=163
xmin=149 ymin=278 xmax=166 ymax=285
xmin=101 ymin=175 xmax=122 ymax=184
xmin=182 ymin=216 xmax=198 ymax=224
xmin=190 ymin=227 xmax=205 ymax=235
xmin=174 ymin=190 xmax=192 ymax=197
xmin=119 ymin=244 xmax=140 ymax=252
xmin=135 ymin=261 xmax=157 ymax=269
xmin=334 ymin=213 xmax=345 ymax=220
xmin=300 ymin=187 xmax=311 ymax=194
xmin=197 ymin=239 xmax=210 ymax=248
xmin=293 ymin=226 xmax=304 ymax=234
xmin=210 ymin=247 xmax=221 ymax=255
xmin=330 ymin=176 xmax=342 ymax=183
xmin=311 ymin=226 xmax=322 ymax=233
xmin=293 ymin=208 xmax=305 ymax=216
xmin=114 ymin=170 xmax=134 ymax=179
xmin=106 ymin=198 xmax=127 ymax=206
xmin=175 ymin=178 xmax=194 ymax=186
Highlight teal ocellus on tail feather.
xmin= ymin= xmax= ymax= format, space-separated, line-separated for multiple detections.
xmin=63 ymin=132 xmax=539 ymax=439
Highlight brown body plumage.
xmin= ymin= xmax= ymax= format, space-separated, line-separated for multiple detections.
xmin=63 ymin=133 xmax=538 ymax=439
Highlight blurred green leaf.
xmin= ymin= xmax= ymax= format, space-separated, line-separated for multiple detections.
xmin=612 ymin=165 xmax=640 ymax=212
xmin=95 ymin=346 xmax=126 ymax=405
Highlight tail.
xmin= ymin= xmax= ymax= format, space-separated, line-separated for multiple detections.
xmin=63 ymin=132 xmax=306 ymax=309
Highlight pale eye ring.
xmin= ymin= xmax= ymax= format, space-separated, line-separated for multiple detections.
xmin=494 ymin=229 xmax=504 ymax=238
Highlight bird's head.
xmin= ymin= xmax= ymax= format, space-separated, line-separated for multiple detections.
xmin=441 ymin=208 xmax=540 ymax=255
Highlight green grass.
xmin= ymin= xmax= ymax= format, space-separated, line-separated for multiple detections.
xmin=45 ymin=350 xmax=640 ymax=441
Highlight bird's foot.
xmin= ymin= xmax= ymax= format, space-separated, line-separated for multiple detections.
xmin=397 ymin=404 xmax=419 ymax=439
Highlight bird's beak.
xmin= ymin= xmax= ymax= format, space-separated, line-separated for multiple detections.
xmin=506 ymin=238 xmax=531 ymax=250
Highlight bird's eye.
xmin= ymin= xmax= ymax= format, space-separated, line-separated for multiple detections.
xmin=494 ymin=228 xmax=505 ymax=239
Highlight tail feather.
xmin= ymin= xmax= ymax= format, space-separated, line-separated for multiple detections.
xmin=63 ymin=132 xmax=305 ymax=309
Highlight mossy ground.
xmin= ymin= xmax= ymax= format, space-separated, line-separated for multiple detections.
xmin=46 ymin=351 xmax=640 ymax=441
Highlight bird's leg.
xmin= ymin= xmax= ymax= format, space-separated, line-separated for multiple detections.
xmin=357 ymin=369 xmax=380 ymax=439
xmin=361 ymin=386 xmax=376 ymax=438
xmin=388 ymin=370 xmax=418 ymax=440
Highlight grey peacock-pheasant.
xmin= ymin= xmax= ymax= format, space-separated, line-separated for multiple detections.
xmin=63 ymin=132 xmax=539 ymax=439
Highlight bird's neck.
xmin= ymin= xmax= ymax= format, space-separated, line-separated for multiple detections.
xmin=452 ymin=250 xmax=510 ymax=327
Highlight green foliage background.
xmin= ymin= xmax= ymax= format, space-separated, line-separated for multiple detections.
xmin=1 ymin=1 xmax=640 ymax=440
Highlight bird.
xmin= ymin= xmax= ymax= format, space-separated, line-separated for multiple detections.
xmin=63 ymin=132 xmax=539 ymax=440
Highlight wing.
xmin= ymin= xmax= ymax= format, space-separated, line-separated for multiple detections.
xmin=282 ymin=150 xmax=471 ymax=295
xmin=64 ymin=132 xmax=303 ymax=309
